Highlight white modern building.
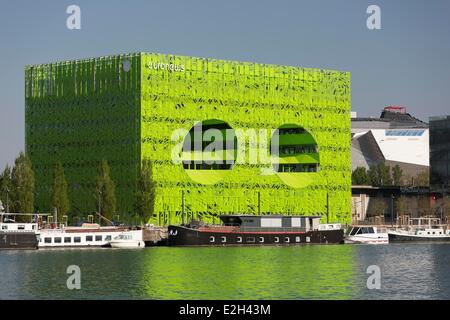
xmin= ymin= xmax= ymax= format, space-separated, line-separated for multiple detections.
xmin=351 ymin=106 xmax=429 ymax=179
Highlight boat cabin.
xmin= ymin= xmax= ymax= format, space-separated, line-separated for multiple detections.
xmin=220 ymin=215 xmax=322 ymax=232
xmin=0 ymin=213 xmax=39 ymax=233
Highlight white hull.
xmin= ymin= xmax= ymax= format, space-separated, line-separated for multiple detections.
xmin=110 ymin=240 xmax=145 ymax=248
xmin=38 ymin=225 xmax=132 ymax=248
xmin=344 ymin=234 xmax=388 ymax=244
xmin=345 ymin=226 xmax=388 ymax=244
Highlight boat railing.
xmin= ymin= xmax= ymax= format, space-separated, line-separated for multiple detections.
xmin=239 ymin=227 xmax=309 ymax=233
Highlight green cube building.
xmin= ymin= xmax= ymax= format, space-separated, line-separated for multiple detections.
xmin=25 ymin=52 xmax=351 ymax=224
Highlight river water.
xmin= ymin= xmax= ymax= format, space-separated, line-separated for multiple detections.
xmin=0 ymin=244 xmax=449 ymax=300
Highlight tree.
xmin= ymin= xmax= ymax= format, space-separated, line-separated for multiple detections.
xmin=136 ymin=159 xmax=156 ymax=224
xmin=442 ymin=197 xmax=450 ymax=221
xmin=378 ymin=162 xmax=392 ymax=186
xmin=415 ymin=171 xmax=430 ymax=187
xmin=368 ymin=164 xmax=380 ymax=186
xmin=11 ymin=152 xmax=35 ymax=213
xmin=368 ymin=162 xmax=392 ymax=186
xmin=369 ymin=197 xmax=387 ymax=217
xmin=352 ymin=167 xmax=371 ymax=185
xmin=0 ymin=165 xmax=12 ymax=212
xmin=392 ymin=165 xmax=403 ymax=186
xmin=51 ymin=162 xmax=70 ymax=222
xmin=95 ymin=160 xmax=117 ymax=222
xmin=395 ymin=196 xmax=407 ymax=217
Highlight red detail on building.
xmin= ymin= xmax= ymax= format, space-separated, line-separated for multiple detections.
xmin=384 ymin=106 xmax=406 ymax=114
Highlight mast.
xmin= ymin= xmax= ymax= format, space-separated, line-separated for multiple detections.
xmin=182 ymin=190 xmax=185 ymax=225
xmin=258 ymin=191 xmax=261 ymax=216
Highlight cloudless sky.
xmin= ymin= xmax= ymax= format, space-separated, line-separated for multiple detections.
xmin=0 ymin=0 xmax=449 ymax=168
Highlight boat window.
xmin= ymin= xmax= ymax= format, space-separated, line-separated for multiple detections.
xmin=54 ymin=237 xmax=62 ymax=243
xmin=284 ymin=237 xmax=290 ymax=243
xmin=105 ymin=235 xmax=112 ymax=241
xmin=221 ymin=236 xmax=226 ymax=243
xmin=86 ymin=236 xmax=93 ymax=242
xmin=209 ymin=236 xmax=215 ymax=243
xmin=296 ymin=236 xmax=301 ymax=243
xmin=237 ymin=236 xmax=242 ymax=243
xmin=259 ymin=237 xmax=264 ymax=243
xmin=44 ymin=237 xmax=52 ymax=243
xmin=368 ymin=227 xmax=375 ymax=234
xmin=95 ymin=235 xmax=102 ymax=241
xmin=349 ymin=227 xmax=356 ymax=235
xmin=355 ymin=228 xmax=362 ymax=235
xmin=246 ymin=237 xmax=255 ymax=243
xmin=64 ymin=237 xmax=71 ymax=243
xmin=74 ymin=237 xmax=81 ymax=243
xmin=274 ymin=237 xmax=280 ymax=243
xmin=362 ymin=227 xmax=369 ymax=234
xmin=18 ymin=225 xmax=25 ymax=230
xmin=32 ymin=225 xmax=36 ymax=230
xmin=2 ymin=225 xmax=7 ymax=230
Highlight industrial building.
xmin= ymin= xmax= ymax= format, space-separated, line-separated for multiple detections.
xmin=25 ymin=53 xmax=351 ymax=224
xmin=430 ymin=115 xmax=450 ymax=192
xmin=351 ymin=106 xmax=429 ymax=180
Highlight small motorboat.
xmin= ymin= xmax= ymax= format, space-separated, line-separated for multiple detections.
xmin=345 ymin=226 xmax=388 ymax=244
xmin=109 ymin=231 xmax=145 ymax=248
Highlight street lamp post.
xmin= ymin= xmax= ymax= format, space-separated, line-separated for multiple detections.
xmin=98 ymin=188 xmax=102 ymax=224
xmin=391 ymin=194 xmax=395 ymax=227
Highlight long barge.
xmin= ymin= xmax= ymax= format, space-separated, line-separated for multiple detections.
xmin=168 ymin=215 xmax=344 ymax=246
xmin=0 ymin=213 xmax=39 ymax=250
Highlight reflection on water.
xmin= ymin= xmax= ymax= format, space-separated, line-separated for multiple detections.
xmin=1 ymin=244 xmax=449 ymax=300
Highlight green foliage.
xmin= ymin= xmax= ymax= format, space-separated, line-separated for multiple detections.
xmin=11 ymin=152 xmax=35 ymax=213
xmin=0 ymin=165 xmax=12 ymax=212
xmin=414 ymin=171 xmax=430 ymax=187
xmin=95 ymin=160 xmax=117 ymax=221
xmin=392 ymin=165 xmax=403 ymax=186
xmin=136 ymin=159 xmax=156 ymax=224
xmin=443 ymin=197 xmax=450 ymax=218
xmin=369 ymin=197 xmax=387 ymax=217
xmin=368 ymin=162 xmax=392 ymax=186
xmin=352 ymin=167 xmax=371 ymax=185
xmin=395 ymin=196 xmax=407 ymax=216
xmin=51 ymin=162 xmax=70 ymax=221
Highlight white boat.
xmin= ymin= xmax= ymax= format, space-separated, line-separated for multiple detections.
xmin=388 ymin=227 xmax=450 ymax=242
xmin=345 ymin=226 xmax=388 ymax=244
xmin=388 ymin=217 xmax=450 ymax=242
xmin=109 ymin=231 xmax=145 ymax=248
xmin=38 ymin=223 xmax=130 ymax=248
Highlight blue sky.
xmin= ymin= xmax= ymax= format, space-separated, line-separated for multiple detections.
xmin=0 ymin=0 xmax=449 ymax=168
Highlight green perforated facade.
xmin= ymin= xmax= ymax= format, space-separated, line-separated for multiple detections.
xmin=25 ymin=52 xmax=351 ymax=225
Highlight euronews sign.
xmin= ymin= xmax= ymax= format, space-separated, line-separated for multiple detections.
xmin=145 ymin=62 xmax=185 ymax=72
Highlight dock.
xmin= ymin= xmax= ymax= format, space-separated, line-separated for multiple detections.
xmin=143 ymin=226 xmax=168 ymax=246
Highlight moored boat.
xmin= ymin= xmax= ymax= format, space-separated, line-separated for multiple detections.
xmin=345 ymin=226 xmax=388 ymax=244
xmin=168 ymin=215 xmax=344 ymax=246
xmin=388 ymin=217 xmax=450 ymax=242
xmin=388 ymin=227 xmax=450 ymax=242
xmin=38 ymin=223 xmax=131 ymax=248
xmin=0 ymin=212 xmax=39 ymax=250
xmin=109 ymin=231 xmax=145 ymax=248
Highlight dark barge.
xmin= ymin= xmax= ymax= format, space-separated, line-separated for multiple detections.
xmin=0 ymin=213 xmax=39 ymax=250
xmin=168 ymin=215 xmax=344 ymax=246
